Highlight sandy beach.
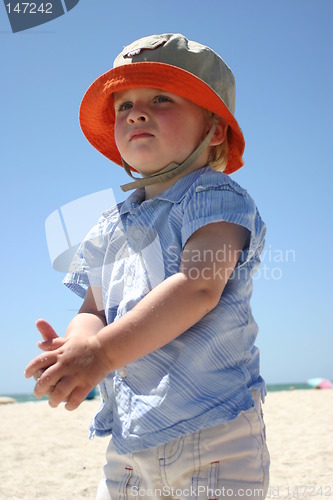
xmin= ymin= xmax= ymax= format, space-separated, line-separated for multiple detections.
xmin=1 ymin=389 xmax=332 ymax=499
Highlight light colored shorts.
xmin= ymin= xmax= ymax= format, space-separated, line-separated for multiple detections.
xmin=96 ymin=391 xmax=270 ymax=500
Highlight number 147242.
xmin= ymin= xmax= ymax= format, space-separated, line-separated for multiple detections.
xmin=6 ymin=3 xmax=53 ymax=14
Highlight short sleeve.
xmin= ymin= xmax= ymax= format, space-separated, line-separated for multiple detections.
xmin=181 ymin=174 xmax=266 ymax=266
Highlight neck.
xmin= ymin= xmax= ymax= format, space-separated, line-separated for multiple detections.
xmin=144 ymin=162 xmax=206 ymax=200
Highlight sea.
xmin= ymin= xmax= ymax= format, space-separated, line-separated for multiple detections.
xmin=1 ymin=383 xmax=314 ymax=403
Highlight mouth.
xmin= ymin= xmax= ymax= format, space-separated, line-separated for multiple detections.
xmin=129 ymin=130 xmax=154 ymax=141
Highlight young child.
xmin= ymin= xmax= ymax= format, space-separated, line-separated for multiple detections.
xmin=25 ymin=33 xmax=270 ymax=499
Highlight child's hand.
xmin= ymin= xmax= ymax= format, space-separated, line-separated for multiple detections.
xmin=35 ymin=318 xmax=67 ymax=352
xmin=25 ymin=328 xmax=111 ymax=410
xmin=30 ymin=319 xmax=67 ymax=383
xmin=31 ymin=320 xmax=66 ymax=383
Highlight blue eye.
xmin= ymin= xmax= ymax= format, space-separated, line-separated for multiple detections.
xmin=154 ymin=95 xmax=171 ymax=103
xmin=117 ymin=102 xmax=133 ymax=111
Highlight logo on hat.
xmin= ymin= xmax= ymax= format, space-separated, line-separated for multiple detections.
xmin=3 ymin=0 xmax=80 ymax=33
xmin=125 ymin=49 xmax=142 ymax=58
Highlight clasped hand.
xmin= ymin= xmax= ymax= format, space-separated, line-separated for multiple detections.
xmin=25 ymin=319 xmax=110 ymax=410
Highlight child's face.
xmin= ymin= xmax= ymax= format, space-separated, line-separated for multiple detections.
xmin=113 ymin=88 xmax=210 ymax=176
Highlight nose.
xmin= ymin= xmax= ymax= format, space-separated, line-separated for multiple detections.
xmin=127 ymin=104 xmax=149 ymax=124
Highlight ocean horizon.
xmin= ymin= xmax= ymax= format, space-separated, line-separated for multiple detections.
xmin=1 ymin=383 xmax=316 ymax=403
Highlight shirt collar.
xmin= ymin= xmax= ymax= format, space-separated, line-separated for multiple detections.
xmin=120 ymin=166 xmax=211 ymax=215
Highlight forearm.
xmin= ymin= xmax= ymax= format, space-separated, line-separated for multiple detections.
xmin=65 ymin=286 xmax=107 ymax=340
xmin=26 ymin=272 xmax=211 ymax=407
xmin=65 ymin=312 xmax=106 ymax=340
xmin=96 ymin=272 xmax=217 ymax=371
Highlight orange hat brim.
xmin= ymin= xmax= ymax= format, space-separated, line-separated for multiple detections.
xmin=79 ymin=62 xmax=245 ymax=175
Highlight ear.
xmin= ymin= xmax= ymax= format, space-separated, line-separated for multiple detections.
xmin=210 ymin=119 xmax=228 ymax=146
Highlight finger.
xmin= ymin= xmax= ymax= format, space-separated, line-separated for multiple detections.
xmin=33 ymin=369 xmax=45 ymax=381
xmin=65 ymin=386 xmax=91 ymax=411
xmin=36 ymin=318 xmax=59 ymax=341
xmin=25 ymin=353 xmax=56 ymax=379
xmin=33 ymin=363 xmax=60 ymax=398
xmin=37 ymin=337 xmax=66 ymax=351
xmin=32 ymin=369 xmax=53 ymax=398
xmin=33 ymin=369 xmax=54 ymax=397
xmin=48 ymin=376 xmax=75 ymax=408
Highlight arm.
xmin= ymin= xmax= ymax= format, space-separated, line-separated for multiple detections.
xmin=35 ymin=286 xmax=106 ymax=349
xmin=96 ymin=221 xmax=248 ymax=367
xmin=66 ymin=285 xmax=107 ymax=338
xmin=25 ymin=221 xmax=248 ymax=410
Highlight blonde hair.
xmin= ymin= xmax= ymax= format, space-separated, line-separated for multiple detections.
xmin=205 ymin=112 xmax=229 ymax=172
xmin=208 ymin=133 xmax=229 ymax=172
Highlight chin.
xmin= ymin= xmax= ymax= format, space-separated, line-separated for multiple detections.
xmin=136 ymin=165 xmax=166 ymax=177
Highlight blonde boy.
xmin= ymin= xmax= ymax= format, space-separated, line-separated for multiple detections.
xmin=26 ymin=34 xmax=270 ymax=499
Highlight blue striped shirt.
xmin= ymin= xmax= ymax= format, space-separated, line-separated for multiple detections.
xmin=64 ymin=167 xmax=266 ymax=454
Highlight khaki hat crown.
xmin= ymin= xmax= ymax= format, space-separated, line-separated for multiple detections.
xmin=114 ymin=33 xmax=236 ymax=115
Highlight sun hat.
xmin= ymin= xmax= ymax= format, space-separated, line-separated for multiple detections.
xmin=79 ymin=33 xmax=245 ymax=190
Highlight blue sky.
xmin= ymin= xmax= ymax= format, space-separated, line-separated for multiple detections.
xmin=1 ymin=0 xmax=332 ymax=395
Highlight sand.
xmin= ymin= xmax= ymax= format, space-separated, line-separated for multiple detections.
xmin=0 ymin=389 xmax=332 ymax=499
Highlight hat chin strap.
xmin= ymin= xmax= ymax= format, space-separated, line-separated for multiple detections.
xmin=120 ymin=120 xmax=217 ymax=192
